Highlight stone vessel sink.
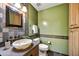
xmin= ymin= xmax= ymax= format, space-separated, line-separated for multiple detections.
xmin=12 ymin=39 xmax=32 ymax=50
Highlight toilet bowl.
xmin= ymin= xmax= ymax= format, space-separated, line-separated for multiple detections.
xmin=39 ymin=44 xmax=48 ymax=56
xmin=39 ymin=44 xmax=48 ymax=51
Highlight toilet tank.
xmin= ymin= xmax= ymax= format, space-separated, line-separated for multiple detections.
xmin=33 ymin=38 xmax=40 ymax=44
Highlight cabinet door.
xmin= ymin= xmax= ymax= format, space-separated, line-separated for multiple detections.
xmin=69 ymin=4 xmax=79 ymax=28
xmin=31 ymin=46 xmax=39 ymax=56
xmin=69 ymin=28 xmax=79 ymax=56
xmin=75 ymin=4 xmax=79 ymax=27
xmin=24 ymin=45 xmax=39 ymax=56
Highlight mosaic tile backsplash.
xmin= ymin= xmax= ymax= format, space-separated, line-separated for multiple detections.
xmin=0 ymin=4 xmax=25 ymax=42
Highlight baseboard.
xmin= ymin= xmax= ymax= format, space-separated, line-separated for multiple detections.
xmin=47 ymin=50 xmax=68 ymax=56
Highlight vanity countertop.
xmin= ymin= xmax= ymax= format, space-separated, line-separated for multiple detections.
xmin=0 ymin=43 xmax=39 ymax=56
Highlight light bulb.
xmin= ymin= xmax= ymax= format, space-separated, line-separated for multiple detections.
xmin=22 ymin=6 xmax=27 ymax=12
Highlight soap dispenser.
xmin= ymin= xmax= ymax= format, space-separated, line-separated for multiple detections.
xmin=5 ymin=40 xmax=10 ymax=49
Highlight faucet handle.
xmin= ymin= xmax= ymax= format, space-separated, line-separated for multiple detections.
xmin=9 ymin=36 xmax=13 ymax=39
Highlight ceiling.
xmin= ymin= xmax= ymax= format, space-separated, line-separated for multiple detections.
xmin=31 ymin=3 xmax=62 ymax=11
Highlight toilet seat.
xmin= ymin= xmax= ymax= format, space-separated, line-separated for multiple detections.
xmin=39 ymin=44 xmax=48 ymax=51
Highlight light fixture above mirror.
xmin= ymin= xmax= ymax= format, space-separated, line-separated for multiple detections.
xmin=14 ymin=3 xmax=21 ymax=9
xmin=13 ymin=3 xmax=27 ymax=12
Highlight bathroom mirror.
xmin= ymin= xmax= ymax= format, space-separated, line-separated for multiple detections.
xmin=6 ymin=5 xmax=23 ymax=27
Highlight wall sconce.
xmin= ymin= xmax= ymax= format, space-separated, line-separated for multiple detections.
xmin=22 ymin=6 xmax=27 ymax=12
xmin=14 ymin=3 xmax=27 ymax=12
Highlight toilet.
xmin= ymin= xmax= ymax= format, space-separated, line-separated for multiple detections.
xmin=39 ymin=44 xmax=48 ymax=56
xmin=33 ymin=38 xmax=48 ymax=56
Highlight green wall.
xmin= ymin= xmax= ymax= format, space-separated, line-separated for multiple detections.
xmin=38 ymin=4 xmax=69 ymax=55
xmin=28 ymin=4 xmax=38 ymax=36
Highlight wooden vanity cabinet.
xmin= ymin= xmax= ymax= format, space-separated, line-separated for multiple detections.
xmin=24 ymin=45 xmax=39 ymax=56
xmin=69 ymin=28 xmax=79 ymax=56
xmin=69 ymin=4 xmax=79 ymax=28
xmin=69 ymin=3 xmax=79 ymax=56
